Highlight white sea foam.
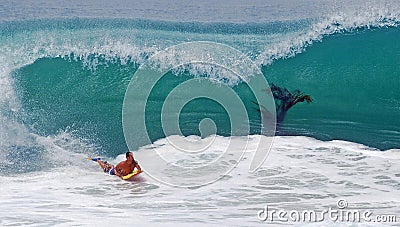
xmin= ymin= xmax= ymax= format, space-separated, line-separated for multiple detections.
xmin=1 ymin=135 xmax=399 ymax=225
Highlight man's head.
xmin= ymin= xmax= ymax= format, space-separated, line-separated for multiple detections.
xmin=126 ymin=151 xmax=134 ymax=161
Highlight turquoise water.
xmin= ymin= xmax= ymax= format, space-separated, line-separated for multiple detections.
xmin=264 ymin=27 xmax=400 ymax=149
xmin=9 ymin=22 xmax=400 ymax=157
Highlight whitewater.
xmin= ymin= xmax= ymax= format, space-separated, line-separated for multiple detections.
xmin=0 ymin=0 xmax=399 ymax=226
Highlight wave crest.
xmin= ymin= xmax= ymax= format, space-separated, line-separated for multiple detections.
xmin=256 ymin=6 xmax=400 ymax=65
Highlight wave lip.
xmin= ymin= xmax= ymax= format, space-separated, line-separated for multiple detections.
xmin=256 ymin=6 xmax=400 ymax=66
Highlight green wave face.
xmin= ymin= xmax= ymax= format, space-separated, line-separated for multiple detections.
xmin=7 ymin=20 xmax=400 ymax=157
xmin=263 ymin=27 xmax=400 ymax=149
xmin=13 ymin=57 xmax=263 ymax=155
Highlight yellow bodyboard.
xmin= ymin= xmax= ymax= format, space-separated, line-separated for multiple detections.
xmin=121 ymin=169 xmax=142 ymax=180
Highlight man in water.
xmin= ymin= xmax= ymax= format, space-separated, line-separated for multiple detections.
xmin=114 ymin=151 xmax=142 ymax=177
xmin=94 ymin=151 xmax=142 ymax=177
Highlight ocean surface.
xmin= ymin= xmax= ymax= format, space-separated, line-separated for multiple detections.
xmin=0 ymin=0 xmax=399 ymax=226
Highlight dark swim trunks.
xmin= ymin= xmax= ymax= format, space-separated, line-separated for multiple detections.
xmin=108 ymin=167 xmax=115 ymax=175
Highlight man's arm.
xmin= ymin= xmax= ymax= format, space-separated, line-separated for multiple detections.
xmin=134 ymin=161 xmax=142 ymax=172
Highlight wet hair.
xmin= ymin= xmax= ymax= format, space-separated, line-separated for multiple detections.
xmin=126 ymin=151 xmax=134 ymax=159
